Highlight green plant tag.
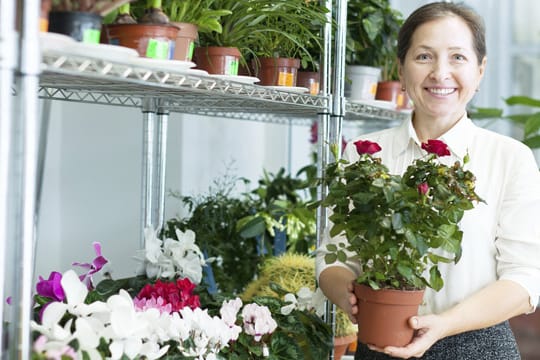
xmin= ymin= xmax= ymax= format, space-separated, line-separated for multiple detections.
xmin=82 ymin=29 xmax=100 ymax=44
xmin=225 ymin=57 xmax=238 ymax=75
xmin=146 ymin=39 xmax=169 ymax=60
xmin=187 ymin=41 xmax=195 ymax=61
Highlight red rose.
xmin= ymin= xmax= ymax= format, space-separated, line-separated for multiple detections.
xmin=417 ymin=182 xmax=429 ymax=195
xmin=354 ymin=140 xmax=382 ymax=155
xmin=421 ymin=139 xmax=450 ymax=157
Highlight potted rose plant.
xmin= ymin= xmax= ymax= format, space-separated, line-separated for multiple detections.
xmin=317 ymin=139 xmax=483 ymax=347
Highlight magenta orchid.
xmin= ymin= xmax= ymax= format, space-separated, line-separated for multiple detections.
xmin=72 ymin=241 xmax=108 ymax=289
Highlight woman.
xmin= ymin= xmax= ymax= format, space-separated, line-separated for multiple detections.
xmin=316 ymin=2 xmax=540 ymax=359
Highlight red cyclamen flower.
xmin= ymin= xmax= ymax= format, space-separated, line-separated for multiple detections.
xmin=309 ymin=121 xmax=318 ymax=144
xmin=135 ymin=278 xmax=200 ymax=314
xmin=421 ymin=139 xmax=450 ymax=157
xmin=417 ymin=182 xmax=429 ymax=196
xmin=354 ymin=140 xmax=382 ymax=155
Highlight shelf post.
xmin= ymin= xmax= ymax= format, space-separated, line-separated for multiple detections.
xmin=0 ymin=0 xmax=17 ymax=357
xmin=8 ymin=0 xmax=43 ymax=358
xmin=154 ymin=105 xmax=169 ymax=230
xmin=140 ymin=98 xmax=169 ymax=247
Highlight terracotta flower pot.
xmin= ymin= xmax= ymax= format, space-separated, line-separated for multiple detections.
xmin=48 ymin=11 xmax=102 ymax=43
xmin=375 ymin=80 xmax=412 ymax=110
xmin=354 ymin=283 xmax=424 ymax=348
xmin=334 ymin=334 xmax=356 ymax=360
xmin=40 ymin=0 xmax=52 ymax=32
xmin=297 ymin=71 xmax=320 ymax=95
xmin=193 ymin=46 xmax=241 ymax=75
xmin=255 ymin=57 xmax=301 ymax=87
xmin=101 ymin=24 xmax=179 ymax=59
xmin=171 ymin=22 xmax=198 ymax=62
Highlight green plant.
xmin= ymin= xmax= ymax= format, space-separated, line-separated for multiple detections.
xmin=249 ymin=0 xmax=329 ymax=69
xmin=237 ymin=167 xmax=317 ymax=256
xmin=162 ymin=0 xmax=231 ymax=33
xmin=241 ymin=253 xmax=351 ymax=347
xmin=346 ymin=0 xmax=403 ymax=80
xmin=316 ymin=139 xmax=483 ymax=291
xmin=469 ymin=95 xmax=540 ymax=150
xmin=163 ymin=174 xmax=261 ymax=295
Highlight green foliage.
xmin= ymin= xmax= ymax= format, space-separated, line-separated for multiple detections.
xmin=317 ymin=152 xmax=482 ymax=291
xmin=163 ymin=175 xmax=260 ymax=295
xmin=197 ymin=0 xmax=329 ymax=69
xmin=162 ymin=0 xmax=232 ymax=33
xmin=469 ymin=95 xmax=540 ymax=149
xmin=346 ymin=0 xmax=403 ymax=80
xmin=237 ymin=167 xmax=318 ymax=255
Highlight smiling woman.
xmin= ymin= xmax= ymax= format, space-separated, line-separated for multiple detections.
xmin=316 ymin=2 xmax=540 ymax=360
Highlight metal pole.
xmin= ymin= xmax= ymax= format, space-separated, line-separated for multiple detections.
xmin=154 ymin=106 xmax=169 ymax=230
xmin=10 ymin=0 xmax=42 ymax=357
xmin=319 ymin=1 xmax=338 ymax=359
xmin=0 ymin=0 xmax=17 ymax=356
xmin=141 ymin=98 xmax=157 ymax=248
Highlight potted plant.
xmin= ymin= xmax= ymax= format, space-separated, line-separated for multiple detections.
xmin=242 ymin=253 xmax=349 ymax=360
xmin=316 ymin=139 xmax=483 ymax=347
xmin=101 ymin=0 xmax=180 ymax=59
xmin=47 ymin=0 xmax=130 ymax=42
xmin=345 ymin=0 xmax=403 ymax=101
xmin=192 ymin=0 xmax=264 ymax=75
xmin=249 ymin=0 xmax=329 ymax=86
xmin=162 ymin=0 xmax=232 ymax=61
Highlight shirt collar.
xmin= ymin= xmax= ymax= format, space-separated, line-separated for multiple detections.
xmin=392 ymin=113 xmax=476 ymax=160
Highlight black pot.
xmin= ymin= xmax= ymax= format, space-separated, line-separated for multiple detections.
xmin=48 ymin=11 xmax=102 ymax=43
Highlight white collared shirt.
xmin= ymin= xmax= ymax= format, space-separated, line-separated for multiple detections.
xmin=315 ymin=115 xmax=540 ymax=315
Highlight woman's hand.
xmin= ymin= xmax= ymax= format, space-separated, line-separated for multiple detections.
xmin=367 ymin=314 xmax=446 ymax=359
xmin=346 ymin=280 xmax=359 ymax=323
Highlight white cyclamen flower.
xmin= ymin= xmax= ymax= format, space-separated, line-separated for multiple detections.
xmin=280 ymin=293 xmax=298 ymax=315
xmin=220 ymin=297 xmax=242 ymax=326
xmin=241 ymin=303 xmax=277 ymax=342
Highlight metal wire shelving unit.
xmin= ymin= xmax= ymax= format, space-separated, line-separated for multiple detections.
xmin=1 ymin=0 xmax=411 ymax=358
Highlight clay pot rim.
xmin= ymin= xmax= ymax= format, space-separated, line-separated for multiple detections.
xmin=194 ymin=46 xmax=241 ymax=58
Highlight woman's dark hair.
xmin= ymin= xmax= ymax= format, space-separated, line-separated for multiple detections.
xmin=397 ymin=2 xmax=486 ymax=65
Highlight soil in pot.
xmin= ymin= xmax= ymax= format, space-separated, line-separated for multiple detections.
xmin=375 ymin=80 xmax=412 ymax=110
xmin=48 ymin=11 xmax=102 ymax=43
xmin=171 ymin=22 xmax=198 ymax=62
xmin=101 ymin=24 xmax=179 ymax=59
xmin=353 ymin=283 xmax=424 ymax=348
xmin=193 ymin=46 xmax=241 ymax=75
xmin=297 ymin=71 xmax=320 ymax=95
xmin=256 ymin=58 xmax=301 ymax=87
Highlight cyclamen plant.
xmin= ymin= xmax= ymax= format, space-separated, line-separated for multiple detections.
xmin=31 ymin=228 xmax=279 ymax=360
xmin=320 ymin=139 xmax=483 ymax=291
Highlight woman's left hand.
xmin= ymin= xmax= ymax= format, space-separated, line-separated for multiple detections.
xmin=367 ymin=314 xmax=447 ymax=359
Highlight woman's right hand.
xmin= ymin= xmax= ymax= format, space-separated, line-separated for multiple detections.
xmin=347 ymin=280 xmax=359 ymax=323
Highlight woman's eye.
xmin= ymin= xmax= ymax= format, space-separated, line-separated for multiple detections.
xmin=416 ymin=54 xmax=431 ymax=61
xmin=453 ymin=54 xmax=466 ymax=61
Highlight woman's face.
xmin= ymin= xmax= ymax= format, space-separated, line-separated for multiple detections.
xmin=399 ymin=16 xmax=486 ymax=121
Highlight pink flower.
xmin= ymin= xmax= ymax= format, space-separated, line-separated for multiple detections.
xmin=72 ymin=242 xmax=108 ymax=290
xmin=421 ymin=139 xmax=450 ymax=157
xmin=241 ymin=303 xmax=277 ymax=342
xmin=417 ymin=182 xmax=429 ymax=196
xmin=354 ymin=140 xmax=382 ymax=155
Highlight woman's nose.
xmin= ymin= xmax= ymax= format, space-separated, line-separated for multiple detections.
xmin=429 ymin=60 xmax=451 ymax=81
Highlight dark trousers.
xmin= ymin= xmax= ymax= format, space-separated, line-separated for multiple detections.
xmin=354 ymin=321 xmax=520 ymax=360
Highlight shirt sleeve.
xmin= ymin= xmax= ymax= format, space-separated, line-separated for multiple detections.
xmin=495 ymin=145 xmax=540 ymax=311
